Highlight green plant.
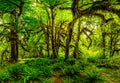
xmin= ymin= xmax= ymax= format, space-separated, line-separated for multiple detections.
xmin=65 ymin=58 xmax=76 ymax=65
xmin=23 ymin=68 xmax=40 ymax=82
xmin=25 ymin=58 xmax=51 ymax=68
xmin=39 ymin=66 xmax=53 ymax=77
xmin=63 ymin=65 xmax=80 ymax=77
xmin=0 ymin=70 xmax=10 ymax=82
xmin=83 ymin=66 xmax=105 ymax=83
xmin=25 ymin=58 xmax=53 ymax=78
xmin=78 ymin=59 xmax=90 ymax=70
xmin=7 ymin=63 xmax=27 ymax=80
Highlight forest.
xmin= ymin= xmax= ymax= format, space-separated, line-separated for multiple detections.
xmin=0 ymin=0 xmax=120 ymax=83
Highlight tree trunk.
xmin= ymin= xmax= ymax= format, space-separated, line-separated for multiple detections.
xmin=73 ymin=20 xmax=81 ymax=58
xmin=46 ymin=27 xmax=50 ymax=57
xmin=110 ymin=34 xmax=113 ymax=57
xmin=65 ymin=0 xmax=79 ymax=60
xmin=102 ymin=32 xmax=106 ymax=58
xmin=51 ymin=8 xmax=57 ymax=58
xmin=10 ymin=29 xmax=18 ymax=63
xmin=65 ymin=19 xmax=76 ymax=59
xmin=46 ymin=8 xmax=51 ymax=57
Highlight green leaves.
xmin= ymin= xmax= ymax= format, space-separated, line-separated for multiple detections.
xmin=7 ymin=64 xmax=27 ymax=80
xmin=41 ymin=0 xmax=60 ymax=6
xmin=0 ymin=0 xmax=13 ymax=12
xmin=0 ymin=70 xmax=10 ymax=82
xmin=0 ymin=0 xmax=21 ymax=12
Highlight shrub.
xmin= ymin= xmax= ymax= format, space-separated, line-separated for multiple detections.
xmin=23 ymin=67 xmax=40 ymax=82
xmin=0 ymin=70 xmax=10 ymax=82
xmin=77 ymin=59 xmax=90 ymax=70
xmin=63 ymin=65 xmax=80 ymax=77
xmin=38 ymin=66 xmax=53 ymax=77
xmin=82 ymin=66 xmax=105 ymax=83
xmin=25 ymin=58 xmax=53 ymax=78
xmin=65 ymin=58 xmax=76 ymax=65
xmin=56 ymin=57 xmax=65 ymax=63
xmin=7 ymin=63 xmax=27 ymax=80
xmin=53 ymin=61 xmax=65 ymax=70
xmin=25 ymin=58 xmax=51 ymax=68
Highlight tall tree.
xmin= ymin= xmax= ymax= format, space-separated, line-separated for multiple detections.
xmin=0 ymin=0 xmax=24 ymax=63
xmin=65 ymin=0 xmax=79 ymax=59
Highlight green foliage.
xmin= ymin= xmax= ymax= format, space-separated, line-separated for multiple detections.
xmin=25 ymin=58 xmax=51 ymax=67
xmin=63 ymin=65 xmax=80 ymax=76
xmin=0 ymin=70 xmax=10 ymax=82
xmin=0 ymin=57 xmax=120 ymax=82
xmin=87 ymin=55 xmax=101 ymax=63
xmin=0 ymin=0 xmax=14 ymax=12
xmin=52 ymin=62 xmax=64 ymax=72
xmin=7 ymin=64 xmax=27 ymax=80
xmin=25 ymin=58 xmax=53 ymax=77
xmin=82 ymin=66 xmax=105 ymax=83
xmin=65 ymin=58 xmax=76 ymax=65
xmin=23 ymin=68 xmax=40 ymax=82
xmin=0 ymin=0 xmax=120 ymax=82
xmin=0 ymin=0 xmax=23 ymax=13
xmin=22 ymin=16 xmax=40 ymax=29
xmin=96 ymin=56 xmax=120 ymax=69
xmin=41 ymin=0 xmax=63 ymax=6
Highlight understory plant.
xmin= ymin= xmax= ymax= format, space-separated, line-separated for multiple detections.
xmin=82 ymin=65 xmax=105 ymax=83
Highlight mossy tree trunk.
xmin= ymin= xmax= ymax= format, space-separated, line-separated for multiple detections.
xmin=65 ymin=0 xmax=79 ymax=59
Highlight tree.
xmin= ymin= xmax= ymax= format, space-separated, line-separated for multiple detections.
xmin=0 ymin=0 xmax=24 ymax=63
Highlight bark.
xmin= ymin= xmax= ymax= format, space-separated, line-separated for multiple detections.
xmin=51 ymin=8 xmax=57 ymax=58
xmin=1 ymin=47 xmax=9 ymax=61
xmin=46 ymin=8 xmax=51 ymax=57
xmin=65 ymin=0 xmax=79 ymax=59
xmin=65 ymin=19 xmax=77 ymax=59
xmin=102 ymin=32 xmax=106 ymax=58
xmin=73 ymin=20 xmax=81 ymax=58
xmin=56 ymin=30 xmax=60 ymax=56
xmin=10 ymin=29 xmax=18 ymax=63
xmin=46 ymin=28 xmax=50 ymax=57
xmin=111 ymin=35 xmax=119 ymax=56
xmin=110 ymin=34 xmax=113 ymax=57
xmin=9 ymin=0 xmax=24 ymax=63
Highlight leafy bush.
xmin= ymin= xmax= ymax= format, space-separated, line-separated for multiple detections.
xmin=53 ymin=60 xmax=65 ymax=70
xmin=63 ymin=65 xmax=80 ymax=77
xmin=35 ymin=58 xmax=51 ymax=66
xmin=82 ymin=66 xmax=105 ymax=83
xmin=23 ymin=68 xmax=40 ymax=82
xmin=25 ymin=58 xmax=53 ymax=78
xmin=77 ymin=59 xmax=90 ymax=70
xmin=38 ymin=66 xmax=53 ymax=77
xmin=65 ymin=58 xmax=76 ymax=65
xmin=7 ymin=63 xmax=27 ymax=80
xmin=25 ymin=58 xmax=51 ymax=68
xmin=0 ymin=70 xmax=10 ymax=82
xmin=56 ymin=57 xmax=65 ymax=63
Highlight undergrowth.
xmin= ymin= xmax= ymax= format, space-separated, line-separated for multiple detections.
xmin=0 ymin=56 xmax=120 ymax=83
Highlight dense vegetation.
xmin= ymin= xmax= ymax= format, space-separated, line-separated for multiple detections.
xmin=0 ymin=0 xmax=120 ymax=83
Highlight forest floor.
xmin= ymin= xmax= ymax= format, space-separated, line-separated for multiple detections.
xmin=102 ymin=68 xmax=120 ymax=83
xmin=93 ymin=56 xmax=120 ymax=83
xmin=0 ymin=55 xmax=120 ymax=83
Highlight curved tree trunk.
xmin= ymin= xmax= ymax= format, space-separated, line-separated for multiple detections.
xmin=65 ymin=21 xmax=74 ymax=59
xmin=65 ymin=0 xmax=79 ymax=59
xmin=73 ymin=20 xmax=81 ymax=58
